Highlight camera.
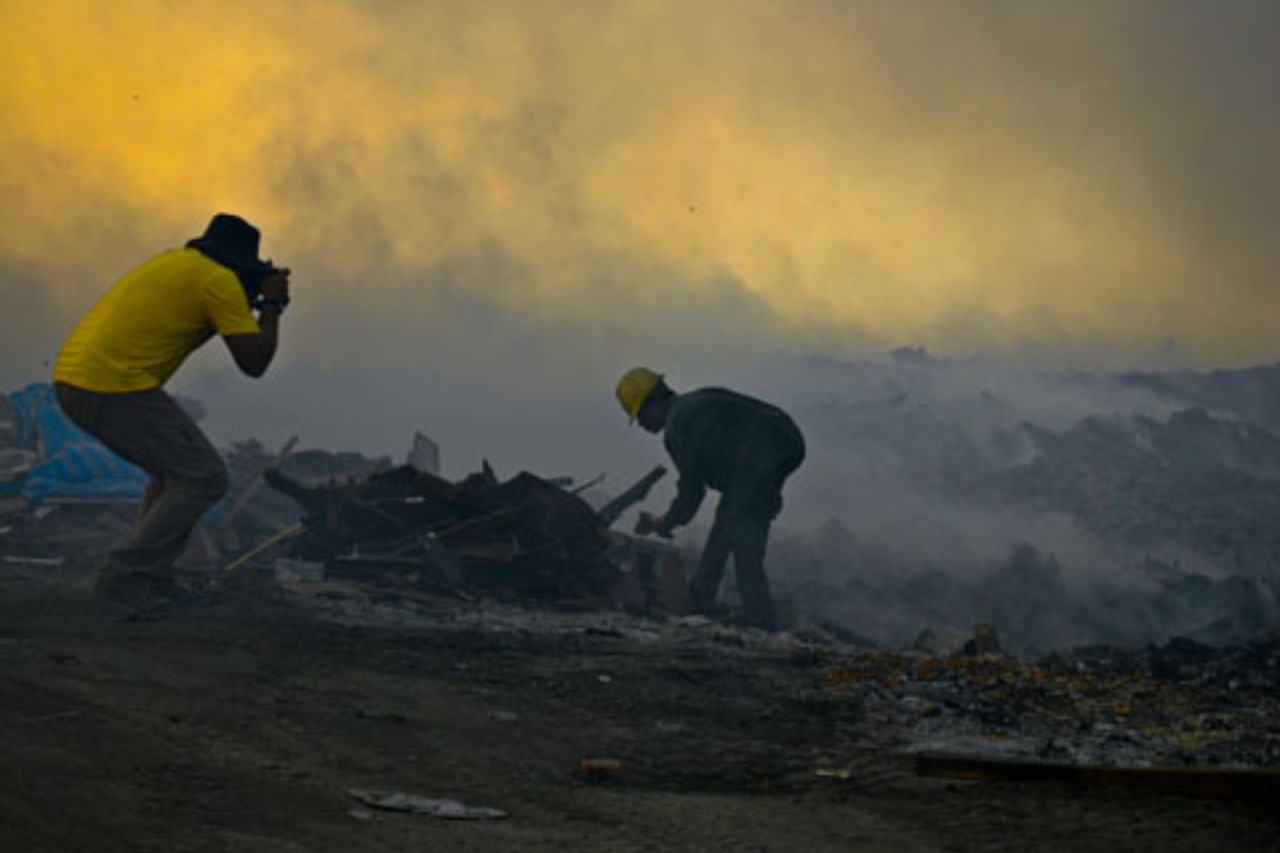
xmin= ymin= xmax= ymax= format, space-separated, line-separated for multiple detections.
xmin=241 ymin=262 xmax=290 ymax=312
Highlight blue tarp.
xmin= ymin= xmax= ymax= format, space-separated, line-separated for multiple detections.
xmin=7 ymin=383 xmax=146 ymax=503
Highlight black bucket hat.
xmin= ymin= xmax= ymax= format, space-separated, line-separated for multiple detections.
xmin=186 ymin=213 xmax=271 ymax=278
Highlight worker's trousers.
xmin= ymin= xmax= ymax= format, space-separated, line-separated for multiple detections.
xmin=54 ymin=383 xmax=228 ymax=579
xmin=689 ymin=423 xmax=805 ymax=631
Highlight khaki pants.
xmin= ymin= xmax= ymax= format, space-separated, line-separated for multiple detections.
xmin=54 ymin=383 xmax=228 ymax=578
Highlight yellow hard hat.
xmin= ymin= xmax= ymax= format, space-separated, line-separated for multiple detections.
xmin=616 ymin=367 xmax=664 ymax=421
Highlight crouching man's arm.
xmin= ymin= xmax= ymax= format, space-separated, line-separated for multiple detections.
xmin=223 ymin=269 xmax=290 ymax=378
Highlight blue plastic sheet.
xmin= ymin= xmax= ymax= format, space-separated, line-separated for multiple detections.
xmin=7 ymin=383 xmax=146 ymax=503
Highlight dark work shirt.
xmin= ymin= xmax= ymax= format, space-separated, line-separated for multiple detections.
xmin=662 ymin=387 xmax=802 ymax=526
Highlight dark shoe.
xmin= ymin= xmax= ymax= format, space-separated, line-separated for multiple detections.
xmin=94 ymin=571 xmax=178 ymax=606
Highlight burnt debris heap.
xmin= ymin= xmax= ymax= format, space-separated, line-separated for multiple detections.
xmin=263 ymin=460 xmax=675 ymax=606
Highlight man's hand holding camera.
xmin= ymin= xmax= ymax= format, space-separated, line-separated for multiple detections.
xmin=259 ymin=264 xmax=291 ymax=314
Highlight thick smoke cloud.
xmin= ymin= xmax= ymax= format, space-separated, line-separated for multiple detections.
xmin=3 ymin=0 xmax=1279 ymax=372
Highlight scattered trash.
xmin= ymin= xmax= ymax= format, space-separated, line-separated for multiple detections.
xmin=825 ymin=632 xmax=1280 ymax=770
xmin=580 ymin=757 xmax=623 ymax=782
xmin=3 ymin=555 xmax=65 ymax=567
xmin=4 ymin=383 xmax=146 ymax=503
xmin=812 ymin=768 xmax=853 ymax=781
xmin=406 ymin=431 xmax=440 ymax=475
xmin=962 ymin=621 xmax=1003 ymax=657
xmin=20 ymin=708 xmax=86 ymax=725
xmin=273 ymin=558 xmax=326 ymax=583
xmin=347 ymin=788 xmax=508 ymax=820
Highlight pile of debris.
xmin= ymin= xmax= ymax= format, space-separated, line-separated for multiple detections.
xmin=192 ymin=437 xmax=392 ymax=564
xmin=255 ymin=458 xmax=688 ymax=612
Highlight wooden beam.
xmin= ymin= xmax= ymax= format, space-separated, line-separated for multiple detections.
xmin=915 ymin=752 xmax=1280 ymax=801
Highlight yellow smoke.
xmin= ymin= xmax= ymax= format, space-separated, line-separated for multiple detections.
xmin=1 ymin=0 xmax=1275 ymax=365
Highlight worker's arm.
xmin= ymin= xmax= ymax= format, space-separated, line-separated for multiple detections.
xmin=637 ymin=466 xmax=704 ymax=538
xmin=640 ymin=424 xmax=706 ymax=537
xmin=659 ymin=476 xmax=705 ymax=533
xmin=222 ymin=268 xmax=290 ymax=378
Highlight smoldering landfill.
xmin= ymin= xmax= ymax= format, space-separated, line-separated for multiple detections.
xmin=2 ymin=378 xmax=1277 ymax=783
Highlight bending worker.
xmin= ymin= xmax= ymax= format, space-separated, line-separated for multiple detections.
xmin=616 ymin=367 xmax=805 ymax=631
xmin=53 ymin=213 xmax=291 ymax=605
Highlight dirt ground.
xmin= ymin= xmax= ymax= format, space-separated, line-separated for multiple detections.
xmin=1 ymin=558 xmax=1276 ymax=853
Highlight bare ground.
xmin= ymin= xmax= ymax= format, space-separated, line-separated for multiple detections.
xmin=1 ymin=559 xmax=1276 ymax=853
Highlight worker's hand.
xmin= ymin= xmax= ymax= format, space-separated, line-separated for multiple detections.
xmin=261 ymin=265 xmax=291 ymax=306
xmin=635 ymin=512 xmax=673 ymax=539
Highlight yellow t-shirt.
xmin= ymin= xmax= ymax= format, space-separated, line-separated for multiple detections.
xmin=54 ymin=248 xmax=261 ymax=392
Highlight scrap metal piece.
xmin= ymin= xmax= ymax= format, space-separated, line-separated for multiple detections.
xmin=347 ymin=788 xmax=507 ymax=820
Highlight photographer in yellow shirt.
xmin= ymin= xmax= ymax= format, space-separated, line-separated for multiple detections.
xmin=53 ymin=213 xmax=291 ymax=606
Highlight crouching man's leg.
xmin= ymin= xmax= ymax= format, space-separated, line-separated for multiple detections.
xmin=55 ymin=385 xmax=227 ymax=598
xmin=689 ymin=502 xmax=734 ymax=614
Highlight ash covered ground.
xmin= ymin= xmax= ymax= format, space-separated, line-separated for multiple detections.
xmin=1 ymin=557 xmax=1276 ymax=853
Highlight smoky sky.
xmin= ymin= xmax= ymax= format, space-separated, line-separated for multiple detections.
xmin=2 ymin=0 xmax=1278 ymax=483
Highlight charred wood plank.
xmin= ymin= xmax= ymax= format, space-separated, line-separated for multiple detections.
xmin=427 ymin=506 xmax=525 ymax=541
xmin=597 ymin=466 xmax=667 ymax=527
